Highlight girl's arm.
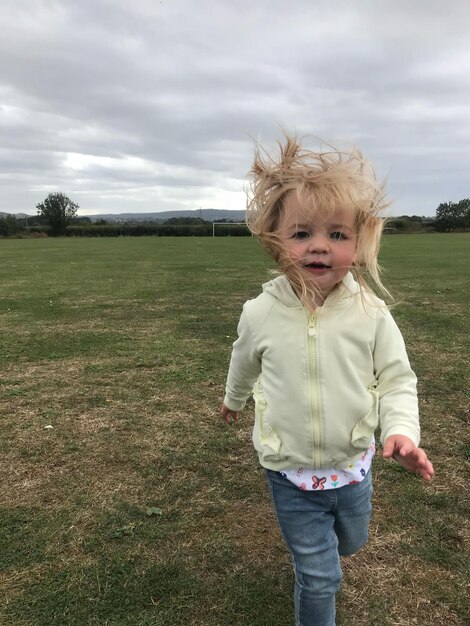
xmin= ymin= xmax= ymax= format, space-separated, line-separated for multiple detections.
xmin=374 ymin=310 xmax=434 ymax=479
xmin=374 ymin=310 xmax=421 ymax=446
xmin=222 ymin=304 xmax=262 ymax=419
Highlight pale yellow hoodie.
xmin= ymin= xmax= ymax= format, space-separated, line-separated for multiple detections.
xmin=224 ymin=273 xmax=420 ymax=471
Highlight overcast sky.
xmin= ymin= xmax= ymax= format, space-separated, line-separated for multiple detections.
xmin=1 ymin=0 xmax=469 ymax=217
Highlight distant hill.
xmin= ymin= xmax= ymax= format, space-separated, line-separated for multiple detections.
xmin=0 ymin=209 xmax=246 ymax=223
xmin=87 ymin=209 xmax=246 ymax=223
xmin=0 ymin=212 xmax=29 ymax=219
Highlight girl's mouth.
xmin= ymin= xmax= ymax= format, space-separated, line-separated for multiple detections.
xmin=304 ymin=262 xmax=331 ymax=273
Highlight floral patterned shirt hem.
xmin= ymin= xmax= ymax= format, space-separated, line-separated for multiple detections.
xmin=280 ymin=441 xmax=376 ymax=491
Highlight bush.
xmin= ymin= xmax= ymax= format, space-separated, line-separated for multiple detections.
xmin=64 ymin=223 xmax=251 ymax=237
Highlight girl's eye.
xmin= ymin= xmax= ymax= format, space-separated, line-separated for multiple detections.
xmin=330 ymin=231 xmax=346 ymax=240
xmin=293 ymin=230 xmax=310 ymax=240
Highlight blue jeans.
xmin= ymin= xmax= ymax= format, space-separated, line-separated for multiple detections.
xmin=266 ymin=469 xmax=373 ymax=626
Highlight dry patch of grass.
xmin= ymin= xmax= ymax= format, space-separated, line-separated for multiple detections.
xmin=0 ymin=235 xmax=468 ymax=625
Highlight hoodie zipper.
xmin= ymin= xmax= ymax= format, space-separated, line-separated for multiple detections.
xmin=307 ymin=313 xmax=322 ymax=466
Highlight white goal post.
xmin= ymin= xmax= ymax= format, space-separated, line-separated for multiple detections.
xmin=212 ymin=222 xmax=251 ymax=237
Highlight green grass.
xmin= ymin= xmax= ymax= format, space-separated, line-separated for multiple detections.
xmin=0 ymin=234 xmax=468 ymax=625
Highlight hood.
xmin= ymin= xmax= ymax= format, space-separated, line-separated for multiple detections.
xmin=262 ymin=272 xmax=361 ymax=309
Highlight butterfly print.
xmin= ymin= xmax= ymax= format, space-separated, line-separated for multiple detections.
xmin=312 ymin=475 xmax=326 ymax=490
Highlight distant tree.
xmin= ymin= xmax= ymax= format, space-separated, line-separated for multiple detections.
xmin=0 ymin=215 xmax=20 ymax=237
xmin=387 ymin=218 xmax=408 ymax=231
xmin=386 ymin=216 xmax=427 ymax=233
xmin=36 ymin=193 xmax=79 ymax=236
xmin=459 ymin=198 xmax=470 ymax=229
xmin=434 ymin=199 xmax=470 ymax=232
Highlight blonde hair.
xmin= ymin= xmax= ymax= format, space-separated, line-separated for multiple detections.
xmin=246 ymin=134 xmax=391 ymax=306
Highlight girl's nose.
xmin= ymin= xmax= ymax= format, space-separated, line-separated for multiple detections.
xmin=309 ymin=235 xmax=329 ymax=253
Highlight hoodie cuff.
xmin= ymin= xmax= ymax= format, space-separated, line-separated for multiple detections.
xmin=380 ymin=426 xmax=420 ymax=447
xmin=223 ymin=394 xmax=246 ymax=412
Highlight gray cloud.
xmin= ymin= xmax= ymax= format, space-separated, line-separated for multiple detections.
xmin=1 ymin=0 xmax=469 ymax=216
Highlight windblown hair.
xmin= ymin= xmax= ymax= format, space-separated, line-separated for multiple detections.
xmin=246 ymin=134 xmax=391 ymax=306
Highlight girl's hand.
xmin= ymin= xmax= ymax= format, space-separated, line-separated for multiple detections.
xmin=383 ymin=435 xmax=435 ymax=481
xmin=221 ymin=403 xmax=238 ymax=424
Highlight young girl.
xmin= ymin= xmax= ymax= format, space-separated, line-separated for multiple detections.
xmin=221 ymin=135 xmax=434 ymax=626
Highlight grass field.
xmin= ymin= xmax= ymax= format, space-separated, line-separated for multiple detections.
xmin=0 ymin=234 xmax=468 ymax=626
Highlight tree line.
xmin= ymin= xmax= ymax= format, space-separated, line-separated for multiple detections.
xmin=1 ymin=192 xmax=469 ymax=238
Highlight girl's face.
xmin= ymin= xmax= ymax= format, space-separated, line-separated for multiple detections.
xmin=278 ymin=191 xmax=358 ymax=303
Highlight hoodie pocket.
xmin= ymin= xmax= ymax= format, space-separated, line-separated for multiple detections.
xmin=351 ymin=383 xmax=379 ymax=449
xmin=252 ymin=380 xmax=282 ymax=459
